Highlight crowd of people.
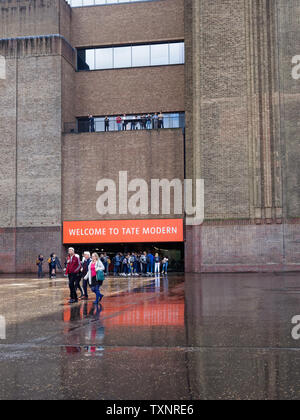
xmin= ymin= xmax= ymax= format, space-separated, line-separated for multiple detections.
xmin=36 ymin=249 xmax=169 ymax=305
xmin=88 ymin=112 xmax=165 ymax=132
xmin=110 ymin=251 xmax=169 ymax=277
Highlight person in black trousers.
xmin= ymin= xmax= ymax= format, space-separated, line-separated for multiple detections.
xmin=81 ymin=252 xmax=91 ymax=300
xmin=104 ymin=116 xmax=110 ymax=132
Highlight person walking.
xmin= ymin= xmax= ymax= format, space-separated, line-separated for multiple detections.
xmin=104 ymin=116 xmax=110 ymax=132
xmin=49 ymin=253 xmax=62 ymax=279
xmin=36 ymin=254 xmax=44 ymax=278
xmin=140 ymin=252 xmax=147 ymax=276
xmin=84 ymin=253 xmax=105 ymax=305
xmin=65 ymin=248 xmax=81 ymax=304
xmin=81 ymin=252 xmax=91 ymax=300
xmin=162 ymin=256 xmax=169 ymax=275
xmin=154 ymin=253 xmax=161 ymax=275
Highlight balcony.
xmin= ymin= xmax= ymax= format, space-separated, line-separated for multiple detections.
xmin=64 ymin=113 xmax=185 ymax=134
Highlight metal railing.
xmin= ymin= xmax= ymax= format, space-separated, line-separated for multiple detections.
xmin=64 ymin=115 xmax=185 ymax=134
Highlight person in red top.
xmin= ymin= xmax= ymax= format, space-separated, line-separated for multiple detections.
xmin=65 ymin=247 xmax=81 ymax=304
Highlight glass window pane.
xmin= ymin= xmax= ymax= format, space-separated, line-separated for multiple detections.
xmin=95 ymin=48 xmax=113 ymax=70
xmin=169 ymin=43 xmax=185 ymax=64
xmin=85 ymin=49 xmax=95 ymax=70
xmin=113 ymin=46 xmax=132 ymax=68
xmin=132 ymin=45 xmax=150 ymax=67
xmin=70 ymin=0 xmax=83 ymax=6
xmin=151 ymin=44 xmax=169 ymax=66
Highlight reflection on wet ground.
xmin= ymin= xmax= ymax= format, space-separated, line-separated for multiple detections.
xmin=0 ymin=273 xmax=300 ymax=399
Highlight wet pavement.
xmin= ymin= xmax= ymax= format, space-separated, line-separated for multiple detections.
xmin=0 ymin=272 xmax=300 ymax=400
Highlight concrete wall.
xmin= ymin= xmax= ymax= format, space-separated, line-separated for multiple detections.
xmin=62 ymin=129 xmax=184 ymax=221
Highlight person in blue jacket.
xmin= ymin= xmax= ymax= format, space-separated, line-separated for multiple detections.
xmin=147 ymin=252 xmax=154 ymax=276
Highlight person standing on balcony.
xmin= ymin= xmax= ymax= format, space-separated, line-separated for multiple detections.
xmin=122 ymin=114 xmax=127 ymax=131
xmin=158 ymin=111 xmax=164 ymax=129
xmin=146 ymin=114 xmax=152 ymax=130
xmin=116 ymin=115 xmax=122 ymax=131
xmin=104 ymin=116 xmax=110 ymax=132
xmin=89 ymin=114 xmax=95 ymax=133
xmin=153 ymin=113 xmax=159 ymax=130
xmin=131 ymin=115 xmax=136 ymax=131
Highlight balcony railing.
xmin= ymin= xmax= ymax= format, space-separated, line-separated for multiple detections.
xmin=64 ymin=114 xmax=185 ymax=134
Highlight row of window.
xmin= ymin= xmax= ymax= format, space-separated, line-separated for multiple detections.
xmin=68 ymin=0 xmax=155 ymax=7
xmin=77 ymin=42 xmax=185 ymax=71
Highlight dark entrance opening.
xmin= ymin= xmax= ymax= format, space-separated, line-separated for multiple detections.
xmin=66 ymin=242 xmax=184 ymax=272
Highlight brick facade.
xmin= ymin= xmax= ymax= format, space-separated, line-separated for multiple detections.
xmin=1 ymin=0 xmax=300 ymax=273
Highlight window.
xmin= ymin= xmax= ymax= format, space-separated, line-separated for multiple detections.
xmin=77 ymin=42 xmax=185 ymax=71
xmin=95 ymin=48 xmax=113 ymax=70
xmin=114 ymin=46 xmax=132 ymax=68
xmin=151 ymin=44 xmax=169 ymax=66
xmin=132 ymin=45 xmax=150 ymax=67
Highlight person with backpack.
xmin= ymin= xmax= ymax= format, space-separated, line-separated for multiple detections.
xmin=84 ymin=253 xmax=105 ymax=305
xmin=36 ymin=254 xmax=44 ymax=278
xmin=48 ymin=253 xmax=62 ymax=279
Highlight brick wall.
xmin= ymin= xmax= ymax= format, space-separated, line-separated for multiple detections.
xmin=71 ymin=0 xmax=184 ymax=48
xmin=62 ymin=129 xmax=185 ymax=221
xmin=75 ymin=65 xmax=184 ymax=117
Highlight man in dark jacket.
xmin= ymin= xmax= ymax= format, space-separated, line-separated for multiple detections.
xmin=65 ymin=248 xmax=81 ymax=304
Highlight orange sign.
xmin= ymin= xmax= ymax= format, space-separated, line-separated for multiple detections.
xmin=63 ymin=219 xmax=184 ymax=244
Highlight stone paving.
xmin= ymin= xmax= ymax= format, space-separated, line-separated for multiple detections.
xmin=0 ymin=273 xmax=300 ymax=400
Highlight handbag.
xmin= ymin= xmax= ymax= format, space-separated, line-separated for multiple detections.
xmin=96 ymin=269 xmax=105 ymax=282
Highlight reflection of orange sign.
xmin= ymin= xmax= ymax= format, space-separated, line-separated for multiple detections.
xmin=63 ymin=219 xmax=184 ymax=244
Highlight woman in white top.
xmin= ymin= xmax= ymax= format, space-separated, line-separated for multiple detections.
xmin=84 ymin=253 xmax=105 ymax=304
